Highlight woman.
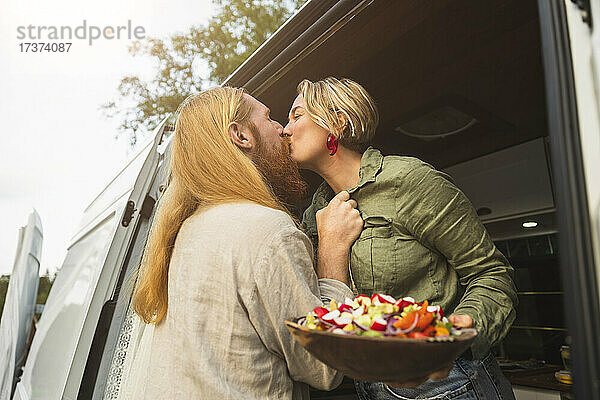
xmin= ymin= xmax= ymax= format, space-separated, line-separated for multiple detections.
xmin=282 ymin=77 xmax=518 ymax=400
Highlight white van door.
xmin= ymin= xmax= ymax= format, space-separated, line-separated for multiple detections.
xmin=85 ymin=133 xmax=171 ymax=400
xmin=0 ymin=211 xmax=43 ymax=400
xmin=538 ymin=0 xmax=600 ymax=398
xmin=14 ymin=119 xmax=170 ymax=400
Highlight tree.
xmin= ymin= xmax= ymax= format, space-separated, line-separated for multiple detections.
xmin=0 ymin=275 xmax=9 ymax=319
xmin=36 ymin=273 xmax=55 ymax=306
xmin=0 ymin=273 xmax=55 ymax=319
xmin=103 ymin=0 xmax=307 ymax=146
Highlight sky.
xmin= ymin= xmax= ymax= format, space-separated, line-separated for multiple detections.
xmin=0 ymin=0 xmax=216 ymax=275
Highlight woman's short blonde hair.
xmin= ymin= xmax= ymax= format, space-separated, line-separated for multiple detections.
xmin=297 ymin=77 xmax=379 ymax=152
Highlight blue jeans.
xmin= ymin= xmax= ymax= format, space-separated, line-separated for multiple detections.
xmin=354 ymin=353 xmax=515 ymax=400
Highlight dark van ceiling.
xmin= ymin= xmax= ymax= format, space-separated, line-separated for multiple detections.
xmin=225 ymin=0 xmax=547 ymax=170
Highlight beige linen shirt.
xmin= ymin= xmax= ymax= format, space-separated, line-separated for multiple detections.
xmin=143 ymin=202 xmax=353 ymax=400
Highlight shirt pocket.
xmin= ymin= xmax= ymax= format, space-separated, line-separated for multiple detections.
xmin=351 ymin=214 xmax=437 ymax=299
xmin=350 ymin=215 xmax=395 ymax=295
xmin=393 ymin=236 xmax=437 ymax=298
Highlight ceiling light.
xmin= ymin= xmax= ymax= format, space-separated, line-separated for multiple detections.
xmin=522 ymin=221 xmax=538 ymax=228
xmin=394 ymin=106 xmax=477 ymax=140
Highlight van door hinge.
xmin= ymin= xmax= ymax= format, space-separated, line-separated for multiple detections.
xmin=121 ymin=200 xmax=136 ymax=227
xmin=571 ymin=0 xmax=593 ymax=28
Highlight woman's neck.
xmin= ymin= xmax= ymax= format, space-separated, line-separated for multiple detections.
xmin=314 ymin=147 xmax=363 ymax=194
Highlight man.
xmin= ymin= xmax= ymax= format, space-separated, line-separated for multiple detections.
xmin=136 ymin=87 xmax=362 ymax=399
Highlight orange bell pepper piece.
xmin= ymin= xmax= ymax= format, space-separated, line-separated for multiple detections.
xmin=393 ymin=311 xmax=417 ymax=330
xmin=416 ymin=312 xmax=434 ymax=330
xmin=435 ymin=326 xmax=450 ymax=336
xmin=413 ymin=300 xmax=432 ymax=330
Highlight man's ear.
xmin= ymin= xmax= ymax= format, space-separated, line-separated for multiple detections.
xmin=228 ymin=122 xmax=254 ymax=150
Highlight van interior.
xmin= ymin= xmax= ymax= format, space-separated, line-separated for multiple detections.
xmin=225 ymin=0 xmax=571 ymax=397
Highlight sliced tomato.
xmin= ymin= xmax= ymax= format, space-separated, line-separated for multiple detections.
xmin=408 ymin=331 xmax=430 ymax=339
xmin=422 ymin=324 xmax=435 ymax=336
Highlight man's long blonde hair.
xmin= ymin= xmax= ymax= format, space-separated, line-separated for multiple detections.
xmin=132 ymin=87 xmax=287 ymax=324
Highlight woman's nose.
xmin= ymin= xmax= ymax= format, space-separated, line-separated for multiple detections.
xmin=282 ymin=123 xmax=292 ymax=137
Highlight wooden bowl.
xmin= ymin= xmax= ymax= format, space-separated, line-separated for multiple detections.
xmin=285 ymin=318 xmax=477 ymax=382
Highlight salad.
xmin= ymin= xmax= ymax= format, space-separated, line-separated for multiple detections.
xmin=300 ymin=294 xmax=454 ymax=338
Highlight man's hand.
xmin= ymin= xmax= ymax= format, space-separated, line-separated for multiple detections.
xmin=316 ymin=190 xmax=363 ymax=248
xmin=316 ymin=190 xmax=363 ymax=283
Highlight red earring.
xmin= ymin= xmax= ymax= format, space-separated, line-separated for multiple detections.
xmin=326 ymin=133 xmax=338 ymax=156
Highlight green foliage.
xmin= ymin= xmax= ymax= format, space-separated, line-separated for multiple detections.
xmin=0 ymin=274 xmax=55 ymax=319
xmin=36 ymin=274 xmax=54 ymax=306
xmin=0 ymin=275 xmax=8 ymax=319
xmin=103 ymin=0 xmax=307 ymax=146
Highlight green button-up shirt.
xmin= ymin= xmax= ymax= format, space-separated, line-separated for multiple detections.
xmin=302 ymin=147 xmax=517 ymax=359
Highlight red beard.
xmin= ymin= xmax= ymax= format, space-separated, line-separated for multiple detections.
xmin=252 ymin=133 xmax=307 ymax=207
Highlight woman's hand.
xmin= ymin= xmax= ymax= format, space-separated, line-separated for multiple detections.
xmin=384 ymin=363 xmax=453 ymax=389
xmin=448 ymin=314 xmax=473 ymax=328
xmin=315 ymin=190 xmax=363 ymax=283
xmin=383 ymin=315 xmax=471 ymax=388
xmin=384 ymin=315 xmax=471 ymax=389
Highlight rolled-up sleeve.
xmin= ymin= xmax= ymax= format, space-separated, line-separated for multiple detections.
xmin=319 ymin=278 xmax=354 ymax=305
xmin=247 ymin=226 xmax=352 ymax=390
xmin=399 ymin=164 xmax=518 ymax=359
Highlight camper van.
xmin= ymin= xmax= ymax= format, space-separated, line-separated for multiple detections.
xmin=4 ymin=0 xmax=600 ymax=399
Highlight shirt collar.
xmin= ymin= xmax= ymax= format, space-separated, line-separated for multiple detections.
xmin=312 ymin=147 xmax=384 ymax=202
xmin=347 ymin=146 xmax=384 ymax=194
